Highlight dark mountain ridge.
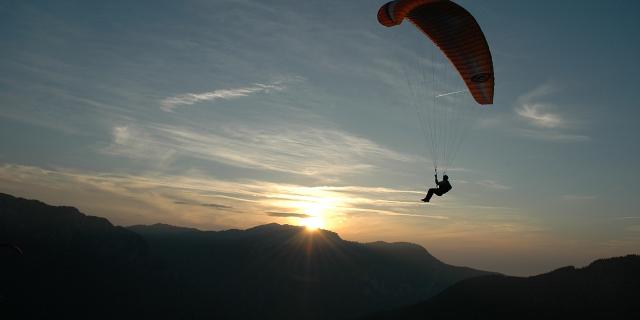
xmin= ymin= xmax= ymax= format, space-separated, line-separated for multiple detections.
xmin=0 ymin=193 xmax=489 ymax=319
xmin=365 ymin=254 xmax=640 ymax=319
xmin=128 ymin=221 xmax=488 ymax=319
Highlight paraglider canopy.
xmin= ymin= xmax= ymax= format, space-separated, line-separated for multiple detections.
xmin=378 ymin=0 xmax=494 ymax=105
xmin=376 ymin=0 xmax=495 ymax=176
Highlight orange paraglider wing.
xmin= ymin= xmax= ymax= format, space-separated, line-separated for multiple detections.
xmin=378 ymin=0 xmax=494 ymax=105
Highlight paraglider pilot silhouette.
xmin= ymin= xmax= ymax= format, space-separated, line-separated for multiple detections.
xmin=378 ymin=0 xmax=493 ymax=203
xmin=422 ymin=174 xmax=452 ymax=202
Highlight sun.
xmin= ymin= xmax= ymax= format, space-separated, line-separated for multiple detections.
xmin=297 ymin=201 xmax=329 ymax=231
xmin=269 ymin=193 xmax=338 ymax=231
xmin=301 ymin=216 xmax=325 ymax=231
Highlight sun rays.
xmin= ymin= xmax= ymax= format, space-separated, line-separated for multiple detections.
xmin=293 ymin=199 xmax=332 ymax=230
xmin=301 ymin=215 xmax=325 ymax=231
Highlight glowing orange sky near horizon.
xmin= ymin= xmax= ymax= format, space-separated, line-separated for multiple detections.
xmin=0 ymin=163 xmax=637 ymax=277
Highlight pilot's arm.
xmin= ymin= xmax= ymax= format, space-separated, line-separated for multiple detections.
xmin=434 ymin=174 xmax=439 ymax=185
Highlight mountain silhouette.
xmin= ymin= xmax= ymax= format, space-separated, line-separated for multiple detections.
xmin=364 ymin=255 xmax=640 ymax=319
xmin=127 ymin=222 xmax=489 ymax=319
xmin=0 ymin=193 xmax=489 ymax=319
xmin=0 ymin=193 xmax=155 ymax=319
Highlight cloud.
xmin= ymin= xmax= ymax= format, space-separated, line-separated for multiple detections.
xmin=160 ymin=80 xmax=288 ymax=112
xmin=0 ymin=163 xmax=442 ymax=228
xmin=343 ymin=207 xmax=450 ymax=220
xmin=518 ymin=83 xmax=556 ymax=103
xmin=514 ymin=85 xmax=565 ymax=129
xmin=476 ymin=179 xmax=511 ymax=190
xmin=266 ymin=211 xmax=311 ymax=218
xmin=561 ymin=195 xmax=596 ymax=201
xmin=102 ymin=126 xmax=178 ymax=165
xmin=519 ymin=129 xmax=590 ymax=142
xmin=318 ymin=185 xmax=422 ymax=193
xmin=516 ymin=103 xmax=564 ymax=128
xmin=102 ymin=122 xmax=415 ymax=179
xmin=514 ymin=84 xmax=589 ymax=142
xmin=174 ymin=201 xmax=232 ymax=209
xmin=201 ymin=203 xmax=232 ymax=209
xmin=2 ymin=163 xmax=551 ymax=259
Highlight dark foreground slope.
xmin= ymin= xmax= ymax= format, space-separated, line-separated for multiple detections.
xmin=0 ymin=193 xmax=489 ymax=319
xmin=366 ymin=255 xmax=640 ymax=320
xmin=0 ymin=193 xmax=156 ymax=319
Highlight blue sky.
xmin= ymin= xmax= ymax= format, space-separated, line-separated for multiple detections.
xmin=1 ymin=0 xmax=639 ymax=275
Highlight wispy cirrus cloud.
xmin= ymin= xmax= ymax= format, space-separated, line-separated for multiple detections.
xmin=0 ymin=163 xmax=449 ymax=229
xmin=266 ymin=211 xmax=311 ymax=218
xmin=174 ymin=201 xmax=232 ymax=209
xmin=3 ymin=162 xmax=555 ymax=271
xmin=516 ymin=103 xmax=564 ymax=128
xmin=561 ymin=194 xmax=596 ymax=201
xmin=102 ymin=121 xmax=415 ymax=179
xmin=160 ymin=80 xmax=290 ymax=112
xmin=104 ymin=126 xmax=178 ymax=165
xmin=519 ymin=129 xmax=590 ymax=143
xmin=515 ymin=84 xmax=564 ymax=129
xmin=514 ymin=83 xmax=589 ymax=142
xmin=476 ymin=179 xmax=511 ymax=190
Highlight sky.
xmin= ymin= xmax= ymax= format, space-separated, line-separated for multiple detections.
xmin=1 ymin=0 xmax=639 ymax=276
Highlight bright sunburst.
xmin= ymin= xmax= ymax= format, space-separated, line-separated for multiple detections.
xmin=266 ymin=189 xmax=341 ymax=231
xmin=301 ymin=215 xmax=325 ymax=231
xmin=296 ymin=200 xmax=331 ymax=230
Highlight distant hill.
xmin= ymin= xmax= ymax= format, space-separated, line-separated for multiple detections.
xmin=0 ymin=193 xmax=489 ymax=319
xmin=125 ymin=223 xmax=490 ymax=319
xmin=365 ymin=255 xmax=640 ymax=319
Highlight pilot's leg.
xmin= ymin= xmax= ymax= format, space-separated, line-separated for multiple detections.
xmin=422 ymin=188 xmax=437 ymax=202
